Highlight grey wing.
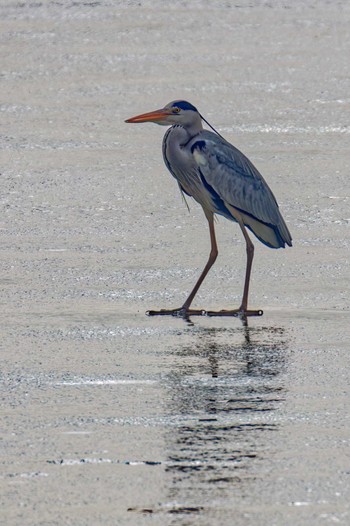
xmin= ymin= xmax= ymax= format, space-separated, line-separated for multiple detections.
xmin=192 ymin=132 xmax=292 ymax=247
xmin=194 ymin=132 xmax=279 ymax=223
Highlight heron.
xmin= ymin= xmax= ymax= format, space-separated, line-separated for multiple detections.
xmin=125 ymin=100 xmax=292 ymax=318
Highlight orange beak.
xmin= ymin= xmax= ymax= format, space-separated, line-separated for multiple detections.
xmin=125 ymin=108 xmax=171 ymax=123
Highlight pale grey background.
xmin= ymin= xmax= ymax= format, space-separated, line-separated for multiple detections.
xmin=1 ymin=1 xmax=349 ymax=525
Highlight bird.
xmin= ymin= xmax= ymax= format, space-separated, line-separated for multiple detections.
xmin=125 ymin=100 xmax=292 ymax=318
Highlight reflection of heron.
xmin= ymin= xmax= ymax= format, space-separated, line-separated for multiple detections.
xmin=126 ymin=100 xmax=292 ymax=318
xmin=162 ymin=324 xmax=288 ymax=512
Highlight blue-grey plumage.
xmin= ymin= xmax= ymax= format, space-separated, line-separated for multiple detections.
xmin=126 ymin=100 xmax=292 ymax=318
xmin=162 ymin=109 xmax=292 ymax=250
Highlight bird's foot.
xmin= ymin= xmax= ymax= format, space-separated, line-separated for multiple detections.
xmin=205 ymin=308 xmax=263 ymax=318
xmin=146 ymin=307 xmax=206 ymax=318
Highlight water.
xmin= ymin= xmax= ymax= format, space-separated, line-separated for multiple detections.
xmin=1 ymin=1 xmax=349 ymax=524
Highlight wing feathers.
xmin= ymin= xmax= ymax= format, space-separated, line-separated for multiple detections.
xmin=191 ymin=132 xmax=292 ymax=248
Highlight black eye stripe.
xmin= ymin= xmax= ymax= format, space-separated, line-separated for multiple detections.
xmin=172 ymin=100 xmax=197 ymax=112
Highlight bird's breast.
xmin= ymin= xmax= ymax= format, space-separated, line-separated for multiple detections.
xmin=162 ymin=128 xmax=224 ymax=216
xmin=162 ymin=127 xmax=204 ymax=198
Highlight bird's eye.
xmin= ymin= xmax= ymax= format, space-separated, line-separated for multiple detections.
xmin=172 ymin=107 xmax=180 ymax=113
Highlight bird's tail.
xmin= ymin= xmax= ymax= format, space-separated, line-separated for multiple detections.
xmin=240 ymin=211 xmax=292 ymax=249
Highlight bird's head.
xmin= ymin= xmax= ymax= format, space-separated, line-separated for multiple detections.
xmin=125 ymin=100 xmax=201 ymax=128
xmin=126 ymin=100 xmax=224 ymax=139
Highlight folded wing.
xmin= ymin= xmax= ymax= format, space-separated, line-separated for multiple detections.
xmin=191 ymin=132 xmax=292 ymax=249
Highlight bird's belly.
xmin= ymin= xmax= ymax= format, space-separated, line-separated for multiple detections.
xmin=174 ymin=168 xmax=214 ymax=209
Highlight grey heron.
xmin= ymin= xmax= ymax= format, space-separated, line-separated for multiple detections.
xmin=125 ymin=100 xmax=292 ymax=317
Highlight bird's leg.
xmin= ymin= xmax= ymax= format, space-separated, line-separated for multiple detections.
xmin=206 ymin=220 xmax=263 ymax=318
xmin=240 ymin=222 xmax=255 ymax=311
xmin=147 ymin=215 xmax=218 ymax=317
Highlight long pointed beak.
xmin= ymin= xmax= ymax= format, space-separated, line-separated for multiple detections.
xmin=125 ymin=108 xmax=170 ymax=123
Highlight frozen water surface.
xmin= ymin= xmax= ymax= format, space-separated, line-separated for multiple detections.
xmin=1 ymin=1 xmax=349 ymax=525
